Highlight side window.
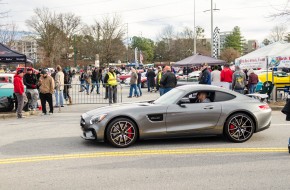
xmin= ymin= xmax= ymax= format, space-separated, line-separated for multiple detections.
xmin=214 ymin=91 xmax=236 ymax=102
xmin=182 ymin=92 xmax=198 ymax=104
xmin=182 ymin=91 xmax=214 ymax=103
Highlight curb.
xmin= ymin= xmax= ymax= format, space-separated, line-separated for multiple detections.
xmin=270 ymin=106 xmax=283 ymax=111
xmin=0 ymin=110 xmax=39 ymax=119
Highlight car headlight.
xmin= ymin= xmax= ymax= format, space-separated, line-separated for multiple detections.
xmin=89 ymin=114 xmax=107 ymax=124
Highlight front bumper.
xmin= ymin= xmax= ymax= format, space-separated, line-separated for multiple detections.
xmin=80 ymin=115 xmax=97 ymax=140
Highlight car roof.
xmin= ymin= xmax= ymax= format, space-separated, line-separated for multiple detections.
xmin=176 ymin=84 xmax=240 ymax=95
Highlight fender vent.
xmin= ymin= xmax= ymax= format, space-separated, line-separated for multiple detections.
xmin=147 ymin=114 xmax=163 ymax=122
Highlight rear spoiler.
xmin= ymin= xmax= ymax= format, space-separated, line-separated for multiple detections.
xmin=246 ymin=94 xmax=268 ymax=102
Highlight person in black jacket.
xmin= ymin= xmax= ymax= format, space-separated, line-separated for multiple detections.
xmin=198 ymin=63 xmax=211 ymax=85
xmin=146 ymin=68 xmax=156 ymax=92
xmin=137 ymin=70 xmax=142 ymax=96
xmin=23 ymin=68 xmax=38 ymax=110
xmin=63 ymin=69 xmax=72 ymax=105
xmin=282 ymin=99 xmax=290 ymax=121
xmin=90 ymin=67 xmax=101 ymax=94
xmin=160 ymin=66 xmax=177 ymax=95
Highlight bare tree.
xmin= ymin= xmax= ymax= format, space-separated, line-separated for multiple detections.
xmin=220 ymin=48 xmax=240 ymax=63
xmin=0 ymin=0 xmax=9 ymax=25
xmin=262 ymin=38 xmax=271 ymax=46
xmin=0 ymin=23 xmax=17 ymax=46
xmin=26 ymin=8 xmax=82 ymax=67
xmin=98 ymin=15 xmax=125 ymax=64
xmin=269 ymin=0 xmax=290 ymax=18
xmin=195 ymin=26 xmax=205 ymax=39
xmin=270 ymin=25 xmax=287 ymax=42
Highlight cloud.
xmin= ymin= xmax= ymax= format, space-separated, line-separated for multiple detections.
xmin=1 ymin=0 xmax=289 ymax=43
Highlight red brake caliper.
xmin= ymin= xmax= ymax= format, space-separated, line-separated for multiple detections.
xmin=127 ymin=124 xmax=133 ymax=138
xmin=229 ymin=124 xmax=235 ymax=134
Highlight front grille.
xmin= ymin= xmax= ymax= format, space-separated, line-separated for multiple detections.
xmin=80 ymin=117 xmax=86 ymax=127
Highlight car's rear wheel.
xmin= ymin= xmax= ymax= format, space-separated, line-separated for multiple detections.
xmin=224 ymin=113 xmax=255 ymax=143
xmin=106 ymin=118 xmax=138 ymax=148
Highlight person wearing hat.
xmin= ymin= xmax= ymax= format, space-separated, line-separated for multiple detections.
xmin=103 ymin=67 xmax=118 ymax=104
xmin=198 ymin=63 xmax=211 ymax=85
xmin=38 ymin=70 xmax=55 ymax=115
xmin=23 ymin=68 xmax=38 ymax=110
xmin=14 ymin=70 xmax=28 ymax=118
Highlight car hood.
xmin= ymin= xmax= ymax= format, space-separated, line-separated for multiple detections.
xmin=85 ymin=101 xmax=155 ymax=116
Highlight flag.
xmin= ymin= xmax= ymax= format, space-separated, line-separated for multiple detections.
xmin=140 ymin=51 xmax=143 ymax=64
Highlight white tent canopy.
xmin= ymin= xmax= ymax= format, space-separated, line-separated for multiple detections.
xmin=236 ymin=42 xmax=290 ymax=69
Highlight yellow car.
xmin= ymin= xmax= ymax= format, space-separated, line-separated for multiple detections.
xmin=258 ymin=71 xmax=290 ymax=88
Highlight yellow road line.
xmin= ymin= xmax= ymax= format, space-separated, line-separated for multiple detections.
xmin=0 ymin=148 xmax=287 ymax=165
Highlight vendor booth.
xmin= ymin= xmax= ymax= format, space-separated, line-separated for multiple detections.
xmin=236 ymin=42 xmax=290 ymax=69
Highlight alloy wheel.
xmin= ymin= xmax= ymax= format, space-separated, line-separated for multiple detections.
xmin=226 ymin=114 xmax=254 ymax=142
xmin=109 ymin=120 xmax=136 ymax=147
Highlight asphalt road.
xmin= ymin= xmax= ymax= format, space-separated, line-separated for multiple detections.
xmin=0 ymin=102 xmax=290 ymax=189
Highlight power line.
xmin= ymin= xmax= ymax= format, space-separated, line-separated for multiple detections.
xmin=82 ymin=0 xmax=191 ymax=17
xmin=9 ymin=0 xmax=114 ymax=13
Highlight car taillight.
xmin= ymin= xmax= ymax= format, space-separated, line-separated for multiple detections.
xmin=259 ymin=104 xmax=270 ymax=110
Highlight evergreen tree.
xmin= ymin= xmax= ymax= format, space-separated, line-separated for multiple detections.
xmin=223 ymin=26 xmax=244 ymax=53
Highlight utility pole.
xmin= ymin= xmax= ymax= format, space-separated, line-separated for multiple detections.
xmin=193 ymin=0 xmax=196 ymax=55
xmin=211 ymin=0 xmax=213 ymax=57
xmin=204 ymin=1 xmax=219 ymax=57
xmin=74 ymin=35 xmax=77 ymax=67
xmin=126 ymin=23 xmax=129 ymax=63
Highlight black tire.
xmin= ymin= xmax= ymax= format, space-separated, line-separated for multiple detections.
xmin=106 ymin=118 xmax=138 ymax=148
xmin=224 ymin=113 xmax=255 ymax=143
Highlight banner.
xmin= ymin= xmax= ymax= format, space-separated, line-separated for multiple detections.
xmin=237 ymin=57 xmax=267 ymax=69
xmin=269 ymin=56 xmax=290 ymax=68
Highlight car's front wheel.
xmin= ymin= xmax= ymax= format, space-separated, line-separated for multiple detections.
xmin=106 ymin=118 xmax=138 ymax=148
xmin=224 ymin=113 xmax=255 ymax=143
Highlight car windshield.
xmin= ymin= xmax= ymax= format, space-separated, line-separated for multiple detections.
xmin=153 ymin=88 xmax=185 ymax=105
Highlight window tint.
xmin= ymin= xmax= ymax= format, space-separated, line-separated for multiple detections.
xmin=214 ymin=91 xmax=236 ymax=102
xmin=182 ymin=91 xmax=214 ymax=103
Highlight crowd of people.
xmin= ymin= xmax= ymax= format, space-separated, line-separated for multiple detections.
xmin=197 ymin=63 xmax=259 ymax=94
xmin=13 ymin=65 xmax=72 ymax=118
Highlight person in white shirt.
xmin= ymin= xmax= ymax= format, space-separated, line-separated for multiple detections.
xmin=211 ymin=65 xmax=221 ymax=82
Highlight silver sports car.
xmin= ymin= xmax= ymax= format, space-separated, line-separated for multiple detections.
xmin=80 ymin=85 xmax=271 ymax=148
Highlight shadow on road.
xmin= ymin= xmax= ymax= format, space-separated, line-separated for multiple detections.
xmin=0 ymin=135 xmax=230 ymax=157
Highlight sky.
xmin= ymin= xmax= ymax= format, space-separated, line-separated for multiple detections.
xmin=1 ymin=0 xmax=290 ymax=43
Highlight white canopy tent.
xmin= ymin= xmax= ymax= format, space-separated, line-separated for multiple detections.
xmin=236 ymin=42 xmax=290 ymax=69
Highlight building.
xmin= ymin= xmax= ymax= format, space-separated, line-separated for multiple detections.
xmin=243 ymin=40 xmax=258 ymax=55
xmin=11 ymin=36 xmax=41 ymax=64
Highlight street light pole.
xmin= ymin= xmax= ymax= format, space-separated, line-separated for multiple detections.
xmin=126 ymin=23 xmax=129 ymax=63
xmin=193 ymin=0 xmax=196 ymax=55
xmin=74 ymin=35 xmax=77 ymax=67
xmin=211 ymin=0 xmax=213 ymax=57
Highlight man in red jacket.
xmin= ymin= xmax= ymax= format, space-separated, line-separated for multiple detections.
xmin=220 ymin=64 xmax=233 ymax=89
xmin=14 ymin=70 xmax=27 ymax=118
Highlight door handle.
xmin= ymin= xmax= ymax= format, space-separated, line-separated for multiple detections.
xmin=204 ymin=106 xmax=214 ymax=109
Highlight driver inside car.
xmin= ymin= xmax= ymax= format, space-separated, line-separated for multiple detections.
xmin=196 ymin=92 xmax=211 ymax=103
